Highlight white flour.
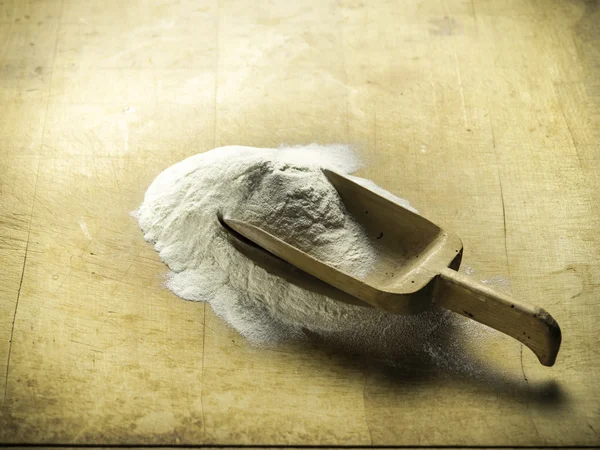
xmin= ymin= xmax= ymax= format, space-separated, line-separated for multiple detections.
xmin=136 ymin=144 xmax=497 ymax=374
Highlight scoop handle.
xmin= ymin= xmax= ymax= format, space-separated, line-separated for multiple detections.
xmin=433 ymin=268 xmax=561 ymax=366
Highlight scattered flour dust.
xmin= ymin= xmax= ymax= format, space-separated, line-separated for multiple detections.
xmin=135 ymin=144 xmax=498 ymax=374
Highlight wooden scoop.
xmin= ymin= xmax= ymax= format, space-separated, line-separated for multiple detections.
xmin=223 ymin=169 xmax=561 ymax=366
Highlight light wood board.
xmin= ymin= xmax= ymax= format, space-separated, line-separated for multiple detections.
xmin=0 ymin=0 xmax=598 ymax=446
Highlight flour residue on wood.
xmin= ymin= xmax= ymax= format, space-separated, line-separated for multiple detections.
xmin=135 ymin=144 xmax=496 ymax=372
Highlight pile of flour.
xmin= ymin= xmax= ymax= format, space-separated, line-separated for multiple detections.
xmin=136 ymin=144 xmax=495 ymax=373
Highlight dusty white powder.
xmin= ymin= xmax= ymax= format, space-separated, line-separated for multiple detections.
xmin=136 ymin=144 xmax=499 ymax=375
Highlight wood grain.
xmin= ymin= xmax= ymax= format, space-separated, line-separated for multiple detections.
xmin=0 ymin=0 xmax=598 ymax=446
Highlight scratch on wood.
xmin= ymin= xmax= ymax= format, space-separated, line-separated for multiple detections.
xmin=5 ymin=0 xmax=65 ymax=396
xmin=520 ymin=346 xmax=528 ymax=384
xmin=489 ymin=116 xmax=510 ymax=277
xmin=554 ymin=82 xmax=583 ymax=169
xmin=3 ymin=156 xmax=41 ymax=401
xmin=519 ymin=347 xmax=543 ymax=440
xmin=443 ymin=0 xmax=469 ymax=128
xmin=110 ymin=245 xmax=145 ymax=294
xmin=498 ymin=177 xmax=508 ymax=270
xmin=4 ymin=242 xmax=29 ymax=401
xmin=452 ymin=50 xmax=469 ymax=129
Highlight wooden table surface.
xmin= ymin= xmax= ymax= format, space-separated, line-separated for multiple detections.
xmin=1 ymin=0 xmax=598 ymax=447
